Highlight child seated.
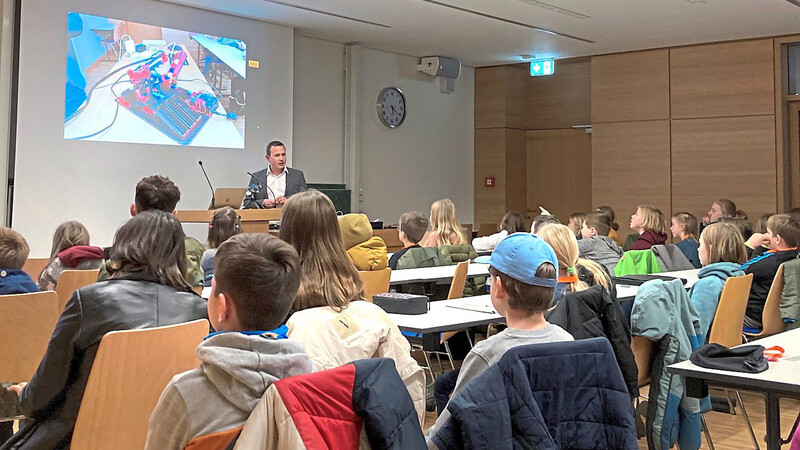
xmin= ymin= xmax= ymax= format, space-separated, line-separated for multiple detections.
xmin=578 ymin=211 xmax=624 ymax=274
xmin=741 ymin=214 xmax=800 ymax=329
xmin=0 ymin=228 xmax=39 ymax=295
xmin=472 ymin=211 xmax=525 ymax=252
xmin=201 ymin=207 xmax=242 ymax=287
xmin=567 ymin=212 xmax=585 ymax=238
xmin=427 ymin=233 xmax=573 ymax=439
xmin=670 ymin=212 xmax=701 ymax=268
xmin=538 ymin=224 xmax=612 ymax=301
xmin=628 ymin=205 xmax=668 ymax=250
xmin=388 ymin=212 xmax=428 ymax=269
xmin=689 ymin=223 xmax=747 ymax=336
xmin=422 ymin=198 xmax=466 ymax=247
xmin=38 ymin=221 xmax=103 ymax=291
xmin=145 ymin=234 xmax=312 ymax=450
xmin=338 ymin=213 xmax=388 ymax=271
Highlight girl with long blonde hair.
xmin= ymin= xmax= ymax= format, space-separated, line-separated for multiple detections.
xmin=422 ymin=198 xmax=466 ymax=247
xmin=537 ymin=223 xmax=611 ymax=300
xmin=280 ymin=189 xmax=427 ymax=422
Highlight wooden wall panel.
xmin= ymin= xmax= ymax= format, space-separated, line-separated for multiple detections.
xmin=591 ymin=50 xmax=669 ymax=123
xmin=474 ymin=128 xmax=508 ymax=227
xmin=526 ymin=60 xmax=591 ymax=130
xmin=505 ymin=129 xmax=528 ymax=217
xmin=671 ymin=115 xmax=777 ymax=224
xmin=592 ymin=121 xmax=671 ymax=239
xmin=670 ymin=39 xmax=775 ymax=119
xmin=475 ymin=66 xmax=526 ymax=129
xmin=527 ymin=129 xmax=592 ymax=225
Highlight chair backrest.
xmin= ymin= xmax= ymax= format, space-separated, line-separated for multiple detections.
xmin=708 ymin=273 xmax=753 ymax=347
xmin=477 ymin=223 xmax=498 ymax=237
xmin=0 ymin=291 xmax=59 ymax=382
xmin=759 ymin=264 xmax=786 ymax=337
xmin=55 ymin=269 xmax=100 ymax=311
xmin=358 ymin=268 xmax=391 ymax=302
xmin=461 ymin=223 xmax=473 ymax=240
xmin=630 ymin=335 xmax=653 ymax=387
xmin=372 ymin=229 xmax=404 ymax=253
xmin=22 ymin=257 xmax=50 ymax=281
xmin=71 ymin=319 xmax=208 ymax=450
xmin=448 ymin=261 xmax=469 ymax=300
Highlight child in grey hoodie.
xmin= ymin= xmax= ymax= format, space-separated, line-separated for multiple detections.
xmin=578 ymin=211 xmax=624 ymax=274
xmin=145 ymin=234 xmax=312 ymax=450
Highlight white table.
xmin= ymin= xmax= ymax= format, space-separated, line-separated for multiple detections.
xmin=614 ymin=268 xmax=701 ymax=299
xmin=668 ymin=328 xmax=800 ymax=450
xmin=389 ymin=263 xmax=490 ymax=285
xmin=386 ymin=295 xmax=502 ymax=334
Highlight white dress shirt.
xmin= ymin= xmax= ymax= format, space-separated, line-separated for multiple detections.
xmin=266 ymin=167 xmax=287 ymax=199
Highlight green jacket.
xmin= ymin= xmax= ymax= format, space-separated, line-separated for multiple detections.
xmin=614 ymin=250 xmax=662 ymax=276
xmin=97 ymin=236 xmax=205 ymax=287
xmin=439 ymin=244 xmax=478 ymax=265
xmin=396 ymin=247 xmax=443 ymax=270
xmin=781 ymin=257 xmax=800 ymax=330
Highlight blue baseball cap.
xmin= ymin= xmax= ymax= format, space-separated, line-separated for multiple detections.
xmin=489 ymin=233 xmax=558 ymax=288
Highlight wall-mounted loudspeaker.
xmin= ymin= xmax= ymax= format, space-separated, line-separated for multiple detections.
xmin=417 ymin=56 xmax=461 ymax=79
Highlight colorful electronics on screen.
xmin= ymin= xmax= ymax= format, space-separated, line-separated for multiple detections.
xmin=63 ymin=12 xmax=247 ymax=148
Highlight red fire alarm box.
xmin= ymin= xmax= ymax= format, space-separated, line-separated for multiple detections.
xmin=485 ymin=176 xmax=495 ymax=187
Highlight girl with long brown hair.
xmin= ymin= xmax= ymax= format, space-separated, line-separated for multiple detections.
xmin=38 ymin=220 xmax=103 ymax=291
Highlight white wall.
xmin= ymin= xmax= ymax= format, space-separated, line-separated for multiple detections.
xmin=293 ymin=37 xmax=475 ymax=226
xmin=356 ymin=47 xmax=474 ymax=226
xmin=292 ymin=36 xmax=345 ymax=184
xmin=15 ymin=0 xmax=293 ymax=256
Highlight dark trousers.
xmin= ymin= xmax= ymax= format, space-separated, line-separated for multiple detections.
xmin=434 ymin=369 xmax=459 ymax=415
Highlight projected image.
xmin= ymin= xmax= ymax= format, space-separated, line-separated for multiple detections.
xmin=64 ymin=12 xmax=246 ymax=148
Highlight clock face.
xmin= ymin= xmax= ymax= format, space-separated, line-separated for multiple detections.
xmin=377 ymin=87 xmax=406 ymax=128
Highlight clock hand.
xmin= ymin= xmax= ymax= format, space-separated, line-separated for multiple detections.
xmin=391 ymin=105 xmax=398 ymax=114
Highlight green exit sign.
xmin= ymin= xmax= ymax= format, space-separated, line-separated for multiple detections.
xmin=530 ymin=58 xmax=555 ymax=77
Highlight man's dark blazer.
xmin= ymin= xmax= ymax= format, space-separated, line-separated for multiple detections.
xmin=241 ymin=167 xmax=306 ymax=209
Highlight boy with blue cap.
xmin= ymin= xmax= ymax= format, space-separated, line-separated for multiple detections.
xmin=427 ymin=233 xmax=573 ymax=441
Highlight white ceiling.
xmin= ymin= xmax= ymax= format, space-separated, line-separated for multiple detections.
xmin=161 ymin=0 xmax=800 ymax=67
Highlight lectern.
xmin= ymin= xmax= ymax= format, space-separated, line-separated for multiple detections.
xmin=175 ymin=209 xmax=282 ymax=233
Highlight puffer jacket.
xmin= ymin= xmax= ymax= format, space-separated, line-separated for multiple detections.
xmin=286 ymin=301 xmax=426 ymax=425
xmin=234 ymin=358 xmax=425 ymax=449
xmin=439 ymin=244 xmax=477 ymax=265
xmin=3 ymin=273 xmax=208 ymax=450
xmin=688 ymin=262 xmax=745 ymax=337
xmin=429 ymin=338 xmax=638 ymax=450
xmin=546 ymin=285 xmax=638 ymax=398
xmin=614 ymin=249 xmax=662 ymax=276
xmin=339 ymin=214 xmax=388 ymax=271
xmin=631 ymin=279 xmax=708 ymax=450
xmin=396 ymin=246 xmax=443 ymax=270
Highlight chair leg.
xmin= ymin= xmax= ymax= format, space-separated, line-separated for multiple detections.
xmin=701 ymin=414 xmax=716 ymax=450
xmin=442 ymin=340 xmax=456 ymax=371
xmin=419 ymin=349 xmax=436 ymax=381
xmin=735 ymin=390 xmax=760 ymax=450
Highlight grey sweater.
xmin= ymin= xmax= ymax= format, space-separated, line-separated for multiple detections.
xmin=578 ymin=236 xmax=624 ymax=275
xmin=427 ymin=325 xmax=573 ymax=443
xmin=144 ymin=332 xmax=312 ymax=450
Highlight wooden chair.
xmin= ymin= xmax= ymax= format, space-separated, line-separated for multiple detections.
xmin=432 ymin=262 xmax=471 ymax=369
xmin=744 ymin=264 xmax=786 ymax=340
xmin=0 ymin=291 xmax=59 ymax=383
xmin=192 ymin=285 xmax=203 ymax=296
xmin=708 ymin=274 xmax=753 ymax=347
xmin=21 ymin=257 xmax=49 ymax=281
xmin=477 ymin=223 xmax=498 ymax=237
xmin=55 ymin=269 xmax=100 ymax=312
xmin=705 ymin=273 xmax=759 ymax=450
xmin=631 ymin=335 xmax=653 ymax=388
xmin=71 ymin=319 xmax=209 ymax=450
xmin=461 ymin=223 xmax=474 ymax=239
xmin=358 ymin=268 xmax=391 ymax=302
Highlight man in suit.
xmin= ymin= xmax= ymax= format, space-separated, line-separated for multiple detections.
xmin=242 ymin=141 xmax=307 ymax=209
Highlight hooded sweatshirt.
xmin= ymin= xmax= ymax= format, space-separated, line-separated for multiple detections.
xmin=628 ymin=230 xmax=668 ymax=251
xmin=38 ymin=245 xmax=104 ymax=291
xmin=0 ymin=268 xmax=39 ymax=295
xmin=144 ymin=332 xmax=312 ymax=450
xmin=338 ymin=214 xmax=388 ymax=271
xmin=578 ymin=235 xmax=624 ymax=274
xmin=688 ymin=262 xmax=745 ymax=337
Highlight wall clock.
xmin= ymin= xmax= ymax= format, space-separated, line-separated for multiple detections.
xmin=376 ymin=87 xmax=406 ymax=128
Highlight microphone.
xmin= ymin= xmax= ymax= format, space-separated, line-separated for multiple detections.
xmin=199 ymin=161 xmax=215 ymax=209
xmin=247 ymin=171 xmax=277 ymax=208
